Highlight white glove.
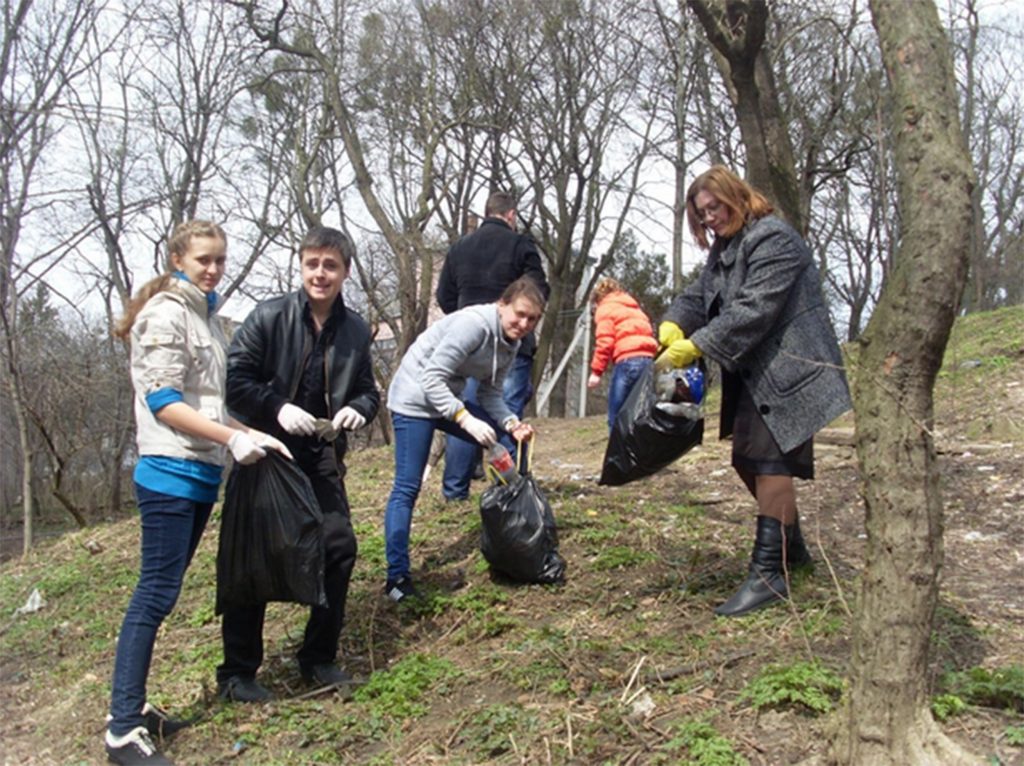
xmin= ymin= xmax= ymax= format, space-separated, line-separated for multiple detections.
xmin=457 ymin=412 xmax=497 ymax=447
xmin=251 ymin=431 xmax=294 ymax=460
xmin=332 ymin=406 xmax=367 ymax=431
xmin=228 ymin=431 xmax=266 ymax=465
xmin=277 ymin=403 xmax=316 ymax=436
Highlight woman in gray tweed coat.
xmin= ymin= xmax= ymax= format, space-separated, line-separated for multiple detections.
xmin=658 ymin=165 xmax=851 ymax=616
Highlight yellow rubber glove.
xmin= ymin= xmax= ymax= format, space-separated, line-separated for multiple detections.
xmin=658 ymin=321 xmax=685 ymax=347
xmin=655 ymin=338 xmax=702 ymax=371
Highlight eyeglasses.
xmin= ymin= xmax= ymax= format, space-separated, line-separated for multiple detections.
xmin=696 ymin=199 xmax=724 ymax=221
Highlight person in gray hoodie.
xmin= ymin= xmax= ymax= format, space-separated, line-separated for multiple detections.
xmin=383 ymin=277 xmax=545 ymax=602
xmin=658 ymin=165 xmax=851 ymax=617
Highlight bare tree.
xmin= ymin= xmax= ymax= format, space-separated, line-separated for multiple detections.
xmin=645 ymin=0 xmax=719 ymax=292
xmin=948 ymin=0 xmax=1024 ymax=311
xmin=233 ymin=0 xmax=468 ymax=354
xmin=1 ymin=0 xmax=101 ymax=553
xmin=498 ymin=0 xmax=656 ymax=414
xmin=686 ymin=0 xmax=804 ymax=231
xmin=834 ymin=0 xmax=979 ymax=762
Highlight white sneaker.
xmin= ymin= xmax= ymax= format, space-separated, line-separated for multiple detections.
xmin=104 ymin=726 xmax=173 ymax=765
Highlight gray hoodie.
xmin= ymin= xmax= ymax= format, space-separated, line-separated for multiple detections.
xmin=387 ymin=304 xmax=519 ymax=423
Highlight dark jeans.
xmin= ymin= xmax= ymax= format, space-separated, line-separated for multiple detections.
xmin=109 ymin=485 xmax=213 ymax=736
xmin=607 ymin=357 xmax=652 ymax=430
xmin=385 ymin=404 xmax=514 ymax=581
xmin=217 ymin=448 xmax=357 ymax=681
xmin=442 ymin=353 xmax=533 ymax=500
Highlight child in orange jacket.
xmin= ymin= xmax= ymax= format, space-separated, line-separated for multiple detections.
xmin=587 ymin=277 xmax=659 ymax=429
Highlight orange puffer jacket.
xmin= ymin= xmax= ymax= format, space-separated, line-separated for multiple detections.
xmin=590 ymin=291 xmax=658 ymax=376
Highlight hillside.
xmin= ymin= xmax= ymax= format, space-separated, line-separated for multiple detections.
xmin=2 ymin=306 xmax=1022 ymax=765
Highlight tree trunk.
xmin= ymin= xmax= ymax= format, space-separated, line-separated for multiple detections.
xmin=834 ymin=1 xmax=979 ymax=764
xmin=6 ymin=371 xmax=34 ymax=556
xmin=687 ymin=0 xmax=804 ymax=232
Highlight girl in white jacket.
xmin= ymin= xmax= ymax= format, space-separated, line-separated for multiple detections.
xmin=105 ymin=221 xmax=287 ymax=766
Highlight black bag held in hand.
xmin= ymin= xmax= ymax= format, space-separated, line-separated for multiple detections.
xmin=216 ymin=451 xmax=327 ymax=614
xmin=598 ymin=364 xmax=704 ymax=486
xmin=479 ymin=443 xmax=566 ymax=584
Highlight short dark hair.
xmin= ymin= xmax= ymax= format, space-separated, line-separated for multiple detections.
xmin=485 ymin=192 xmax=517 ymax=218
xmin=299 ymin=226 xmax=355 ymax=268
xmin=499 ymin=276 xmax=546 ymax=311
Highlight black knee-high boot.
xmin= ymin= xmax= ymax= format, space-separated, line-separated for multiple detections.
xmin=715 ymin=516 xmax=789 ymax=617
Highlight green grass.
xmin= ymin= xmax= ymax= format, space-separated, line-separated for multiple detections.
xmin=941 ymin=305 xmax=1024 ymax=369
xmin=1 ymin=306 xmax=1021 ymax=764
xmin=739 ymin=660 xmax=845 ymax=715
xmin=938 ymin=665 xmax=1024 ymax=713
xmin=591 ymin=545 xmax=658 ymax=571
xmin=352 ymin=653 xmax=460 ymax=720
xmin=660 ymin=718 xmax=749 ymax=766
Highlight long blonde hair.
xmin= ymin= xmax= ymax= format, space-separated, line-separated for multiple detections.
xmin=685 ymin=166 xmax=774 ymax=249
xmin=113 ymin=220 xmax=226 ymax=339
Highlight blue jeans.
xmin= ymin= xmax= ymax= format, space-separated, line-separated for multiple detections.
xmin=442 ymin=354 xmax=534 ymax=500
xmin=109 ymin=485 xmax=212 ymax=736
xmin=607 ymin=357 xmax=652 ymax=430
xmin=385 ymin=406 xmax=512 ymax=581
xmin=503 ymin=353 xmax=534 ymax=420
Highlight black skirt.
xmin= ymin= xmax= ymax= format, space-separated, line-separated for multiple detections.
xmin=729 ymin=383 xmax=814 ymax=479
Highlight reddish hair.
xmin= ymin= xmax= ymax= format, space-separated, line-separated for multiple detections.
xmin=685 ymin=165 xmax=774 ymax=249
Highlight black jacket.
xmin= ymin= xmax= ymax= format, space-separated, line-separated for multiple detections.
xmin=436 ymin=217 xmax=549 ymax=355
xmin=226 ymin=290 xmax=380 ymax=447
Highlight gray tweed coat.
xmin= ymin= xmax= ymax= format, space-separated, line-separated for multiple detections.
xmin=664 ymin=215 xmax=851 ymax=453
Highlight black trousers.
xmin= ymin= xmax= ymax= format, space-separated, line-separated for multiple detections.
xmin=217 ymin=448 xmax=357 ymax=681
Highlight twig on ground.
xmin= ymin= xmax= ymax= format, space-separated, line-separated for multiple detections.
xmin=566 ymin=709 xmax=574 ymax=759
xmin=620 ymin=655 xmax=646 ymax=702
xmin=644 ymin=649 xmax=755 ymax=685
xmin=443 ymin=713 xmax=468 ymax=752
xmin=367 ymin=593 xmax=380 ymax=672
xmin=815 ymin=516 xmax=853 ymax=619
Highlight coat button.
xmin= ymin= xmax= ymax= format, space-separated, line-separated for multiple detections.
xmin=759 ymin=404 xmax=770 ymax=415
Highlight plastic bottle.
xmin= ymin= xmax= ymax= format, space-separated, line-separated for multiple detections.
xmin=680 ymin=365 xmax=705 ymax=405
xmin=487 ymin=443 xmax=518 ymax=485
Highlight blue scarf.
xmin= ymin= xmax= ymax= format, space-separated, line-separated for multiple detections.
xmin=173 ymin=271 xmax=219 ymax=316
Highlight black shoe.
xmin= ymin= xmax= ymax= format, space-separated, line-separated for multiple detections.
xmin=105 ymin=726 xmax=174 ymax=765
xmin=141 ymin=703 xmax=192 ymax=739
xmin=217 ymin=675 xmax=274 ymax=703
xmin=715 ymin=516 xmax=789 ymax=617
xmin=384 ymin=576 xmax=420 ymax=603
xmin=105 ymin=703 xmax=192 ymax=741
xmin=301 ymin=663 xmax=354 ymax=687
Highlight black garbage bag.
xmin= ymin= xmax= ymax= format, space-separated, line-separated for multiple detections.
xmin=216 ymin=451 xmax=327 ymax=614
xmin=479 ymin=474 xmax=566 ymax=584
xmin=598 ymin=365 xmax=704 ymax=486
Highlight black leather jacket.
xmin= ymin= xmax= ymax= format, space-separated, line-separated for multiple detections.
xmin=226 ymin=290 xmax=380 ymax=449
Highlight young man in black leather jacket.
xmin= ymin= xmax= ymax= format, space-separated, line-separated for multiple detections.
xmin=216 ymin=226 xmax=380 ymax=701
